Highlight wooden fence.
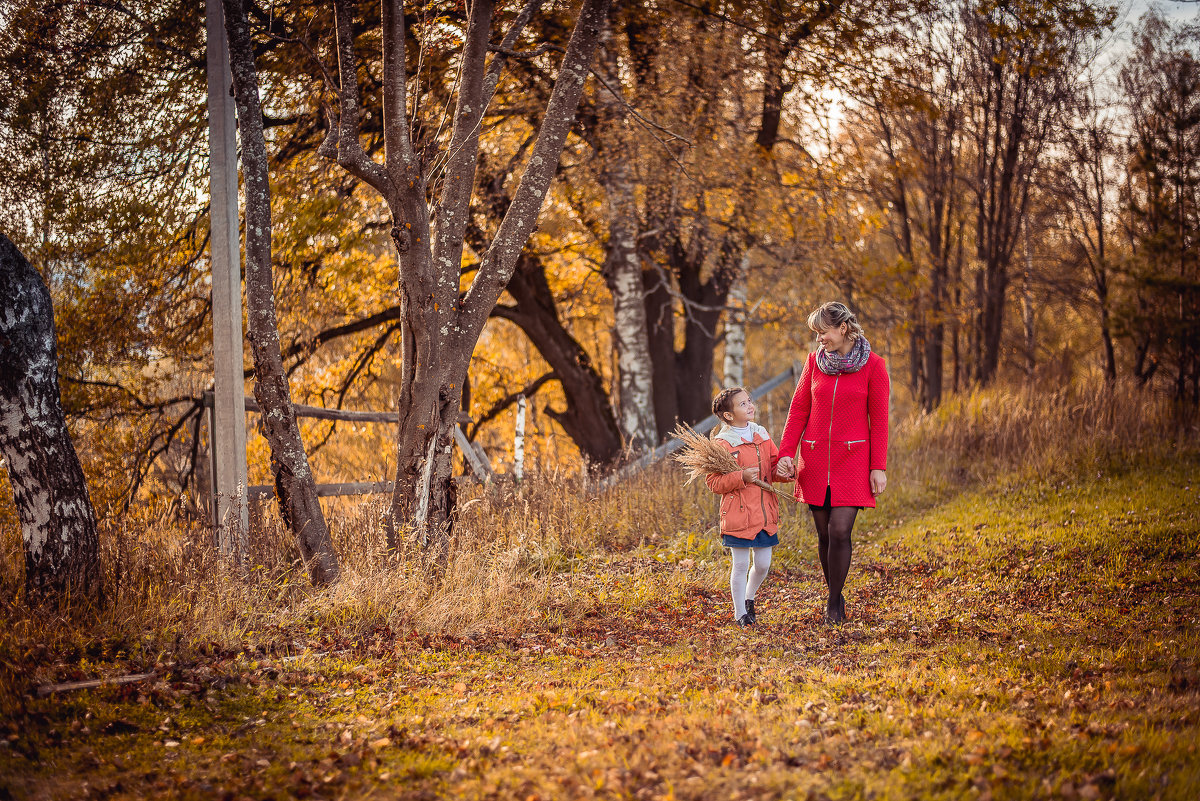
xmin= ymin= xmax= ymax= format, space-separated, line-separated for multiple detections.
xmin=203 ymin=362 xmax=799 ymax=508
xmin=598 ymin=362 xmax=800 ymax=489
xmin=200 ymin=393 xmax=492 ymax=506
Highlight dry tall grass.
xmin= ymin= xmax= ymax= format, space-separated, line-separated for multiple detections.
xmin=0 ymin=377 xmax=1192 ymax=708
xmin=890 ymin=377 xmax=1194 ymax=507
xmin=0 ymin=461 xmax=712 ymax=709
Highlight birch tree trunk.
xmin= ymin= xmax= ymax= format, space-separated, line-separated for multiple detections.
xmin=0 ymin=233 xmax=100 ymax=604
xmin=324 ymin=0 xmax=610 ymax=556
xmin=722 ymin=260 xmax=749 ymax=388
xmin=596 ymin=25 xmax=656 ymax=454
xmin=222 ymin=0 xmax=339 ymax=585
xmin=600 ymin=155 xmax=656 ymax=452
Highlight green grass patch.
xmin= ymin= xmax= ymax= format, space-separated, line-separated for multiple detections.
xmin=2 ymin=455 xmax=1198 ymax=800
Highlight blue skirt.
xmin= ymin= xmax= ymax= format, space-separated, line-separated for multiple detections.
xmin=722 ymin=529 xmax=779 ymax=549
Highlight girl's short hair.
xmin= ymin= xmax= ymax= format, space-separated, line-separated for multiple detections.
xmin=712 ymin=386 xmax=747 ymax=423
xmin=807 ymin=301 xmax=865 ymax=340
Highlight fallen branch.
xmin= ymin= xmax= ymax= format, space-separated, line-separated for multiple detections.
xmin=36 ymin=672 xmax=156 ymax=698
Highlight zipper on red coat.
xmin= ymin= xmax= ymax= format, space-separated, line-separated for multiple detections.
xmin=827 ymin=375 xmax=840 ymax=489
xmin=753 ymin=439 xmax=766 ymax=528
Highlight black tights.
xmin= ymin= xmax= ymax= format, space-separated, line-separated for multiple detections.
xmin=809 ymin=488 xmax=859 ymax=607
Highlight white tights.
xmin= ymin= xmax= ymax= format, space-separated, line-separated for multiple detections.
xmin=729 ymin=546 xmax=773 ymax=619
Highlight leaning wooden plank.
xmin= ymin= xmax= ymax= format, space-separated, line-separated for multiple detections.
xmin=597 ymin=364 xmax=799 ymax=490
xmin=36 ymin=672 xmax=156 ymax=697
xmin=471 ymin=441 xmax=494 ymax=477
xmin=452 ymin=426 xmax=491 ymax=483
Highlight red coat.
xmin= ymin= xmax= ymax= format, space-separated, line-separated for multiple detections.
xmin=778 ymin=351 xmax=890 ymax=507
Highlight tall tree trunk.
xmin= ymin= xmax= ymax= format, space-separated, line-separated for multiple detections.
xmin=909 ymin=299 xmax=925 ymax=402
xmin=978 ymin=254 xmax=1008 ymax=384
xmin=951 ymin=322 xmax=961 ymax=394
xmin=326 ymin=0 xmax=609 ymax=554
xmin=722 ymin=261 xmax=748 ymax=387
xmin=972 ymin=268 xmax=985 ymax=383
xmin=952 ymin=223 xmax=965 ymax=393
xmin=923 ymin=240 xmax=948 ymax=411
xmin=493 ymin=253 xmax=624 ymax=467
xmin=675 ymin=254 xmax=728 ymax=425
xmin=222 ymin=0 xmax=339 ymax=585
xmin=600 ymin=156 xmax=656 ymax=452
xmin=597 ymin=24 xmax=656 ymax=453
xmin=1022 ymin=221 xmax=1035 ymax=380
xmin=1099 ymin=299 xmax=1116 ymax=382
xmin=643 ymin=268 xmax=679 ymax=438
xmin=923 ymin=308 xmax=945 ymax=411
xmin=0 ymin=233 xmax=101 ymax=604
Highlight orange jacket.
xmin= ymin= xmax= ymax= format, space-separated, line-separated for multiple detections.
xmin=704 ymin=424 xmax=788 ymax=541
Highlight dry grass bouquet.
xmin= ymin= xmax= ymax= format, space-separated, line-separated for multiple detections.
xmin=670 ymin=423 xmax=799 ymax=503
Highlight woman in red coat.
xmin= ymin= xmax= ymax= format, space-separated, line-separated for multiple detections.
xmin=777 ymin=302 xmax=889 ymax=624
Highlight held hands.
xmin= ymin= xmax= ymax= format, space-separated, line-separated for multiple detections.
xmin=870 ymin=469 xmax=887 ymax=496
xmin=775 ymin=456 xmax=797 ymax=479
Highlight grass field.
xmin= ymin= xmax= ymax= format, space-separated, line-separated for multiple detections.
xmin=2 ymin=448 xmax=1197 ymax=800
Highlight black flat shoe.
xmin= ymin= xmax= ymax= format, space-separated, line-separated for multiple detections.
xmin=745 ymin=599 xmax=757 ymax=624
xmin=736 ymin=612 xmax=754 ymax=627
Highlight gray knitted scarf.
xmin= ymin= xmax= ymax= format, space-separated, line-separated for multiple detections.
xmin=816 ymin=335 xmax=872 ymax=376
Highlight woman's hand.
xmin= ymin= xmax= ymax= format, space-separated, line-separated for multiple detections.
xmin=776 ymin=456 xmax=795 ymax=478
xmin=741 ymin=467 xmax=760 ymax=484
xmin=870 ymin=469 xmax=887 ymax=496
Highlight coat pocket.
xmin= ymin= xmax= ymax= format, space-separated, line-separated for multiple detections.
xmin=720 ymin=492 xmax=745 ymax=518
xmin=830 ymin=439 xmax=866 ymax=472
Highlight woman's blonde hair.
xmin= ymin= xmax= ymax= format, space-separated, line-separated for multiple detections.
xmin=807 ymin=301 xmax=865 ymax=341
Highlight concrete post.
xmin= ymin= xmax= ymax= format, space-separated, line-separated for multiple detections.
xmin=205 ymin=0 xmax=249 ymax=550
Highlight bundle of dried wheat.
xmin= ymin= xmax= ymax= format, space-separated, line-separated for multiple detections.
xmin=670 ymin=423 xmax=798 ymax=502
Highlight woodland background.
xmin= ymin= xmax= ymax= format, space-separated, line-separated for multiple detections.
xmin=1 ymin=1 xmax=1199 ymax=798
xmin=1 ymin=0 xmax=1197 ymax=528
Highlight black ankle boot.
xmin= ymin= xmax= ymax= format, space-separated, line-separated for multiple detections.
xmin=825 ymin=594 xmax=845 ymax=625
xmin=745 ymin=599 xmax=757 ymax=624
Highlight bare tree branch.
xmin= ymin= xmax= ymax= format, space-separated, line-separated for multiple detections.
xmin=432 ymin=0 xmax=496 ymax=277
xmin=467 ymin=371 xmax=558 ymax=438
xmin=328 ymin=0 xmax=389 ymax=193
xmin=459 ymin=0 xmax=611 ymax=339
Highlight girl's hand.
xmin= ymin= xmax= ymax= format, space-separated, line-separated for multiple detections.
xmin=741 ymin=467 xmax=759 ymax=484
xmin=776 ymin=456 xmax=795 ymax=478
xmin=870 ymin=469 xmax=887 ymax=496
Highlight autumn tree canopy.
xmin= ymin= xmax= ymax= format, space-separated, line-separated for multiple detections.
xmin=1 ymin=0 xmax=1194 ymax=538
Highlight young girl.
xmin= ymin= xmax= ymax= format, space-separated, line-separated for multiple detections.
xmin=705 ymin=387 xmax=794 ymax=626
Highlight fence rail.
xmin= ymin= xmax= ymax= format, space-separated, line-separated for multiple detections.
xmin=202 ymin=392 xmax=488 ymax=506
xmin=245 ymin=480 xmax=395 ymax=501
xmin=207 ymin=362 xmax=800 ymax=506
xmin=599 ymin=363 xmax=800 ymax=489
